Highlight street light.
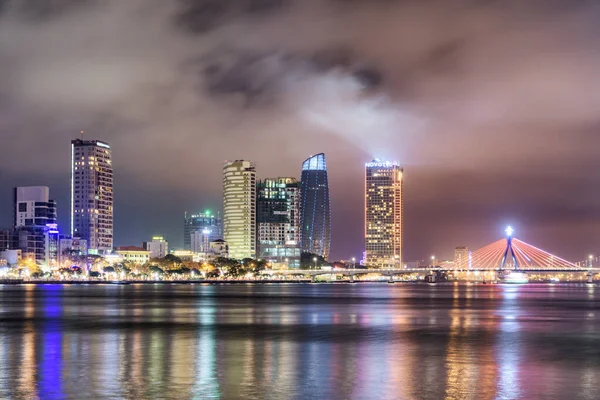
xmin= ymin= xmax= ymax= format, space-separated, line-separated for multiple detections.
xmin=313 ymin=257 xmax=317 ymax=269
xmin=431 ymin=255 xmax=435 ymax=267
xmin=352 ymin=257 xmax=356 ymax=269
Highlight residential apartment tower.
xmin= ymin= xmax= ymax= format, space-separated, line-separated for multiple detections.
xmin=71 ymin=138 xmax=113 ymax=253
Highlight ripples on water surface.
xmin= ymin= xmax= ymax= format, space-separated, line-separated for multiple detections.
xmin=0 ymin=283 xmax=599 ymax=399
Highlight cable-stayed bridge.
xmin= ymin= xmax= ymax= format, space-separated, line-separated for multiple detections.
xmin=261 ymin=228 xmax=597 ymax=282
xmin=453 ymin=227 xmax=585 ymax=271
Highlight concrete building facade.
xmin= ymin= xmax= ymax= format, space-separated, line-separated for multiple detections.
xmin=223 ymin=160 xmax=256 ymax=260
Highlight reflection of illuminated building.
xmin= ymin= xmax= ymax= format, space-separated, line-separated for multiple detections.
xmin=365 ymin=160 xmax=403 ymax=267
xmin=170 ymin=331 xmax=197 ymax=396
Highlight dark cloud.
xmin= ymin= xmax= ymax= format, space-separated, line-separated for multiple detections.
xmin=176 ymin=0 xmax=289 ymax=33
xmin=0 ymin=0 xmax=97 ymax=20
xmin=200 ymin=46 xmax=384 ymax=106
xmin=0 ymin=0 xmax=599 ymax=261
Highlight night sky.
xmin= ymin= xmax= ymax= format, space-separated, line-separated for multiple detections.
xmin=0 ymin=0 xmax=599 ymax=262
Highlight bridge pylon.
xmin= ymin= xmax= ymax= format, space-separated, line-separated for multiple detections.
xmin=500 ymin=226 xmax=519 ymax=270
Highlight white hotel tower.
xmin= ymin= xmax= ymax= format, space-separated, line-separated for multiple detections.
xmin=223 ymin=160 xmax=256 ymax=260
xmin=71 ymin=138 xmax=113 ymax=253
xmin=365 ymin=160 xmax=404 ymax=268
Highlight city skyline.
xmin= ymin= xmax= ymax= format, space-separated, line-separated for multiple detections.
xmin=1 ymin=138 xmax=596 ymax=263
xmin=1 ymin=2 xmax=600 ymax=261
xmin=2 ymin=3 xmax=600 ymax=400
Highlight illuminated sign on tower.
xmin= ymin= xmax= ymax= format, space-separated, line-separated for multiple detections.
xmin=365 ymin=159 xmax=403 ymax=268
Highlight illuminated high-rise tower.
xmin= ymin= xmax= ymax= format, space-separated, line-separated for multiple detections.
xmin=71 ymin=138 xmax=113 ymax=253
xmin=223 ymin=160 xmax=256 ymax=260
xmin=300 ymin=153 xmax=331 ymax=260
xmin=365 ymin=160 xmax=403 ymax=267
xmin=257 ymin=178 xmax=301 ymax=268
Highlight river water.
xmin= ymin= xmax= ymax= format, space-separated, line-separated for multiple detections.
xmin=0 ymin=283 xmax=599 ymax=400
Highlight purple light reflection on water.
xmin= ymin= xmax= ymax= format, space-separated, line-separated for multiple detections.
xmin=0 ymin=283 xmax=598 ymax=399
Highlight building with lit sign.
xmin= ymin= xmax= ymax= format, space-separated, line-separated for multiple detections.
xmin=143 ymin=236 xmax=169 ymax=258
xmin=300 ymin=153 xmax=331 ymax=260
xmin=71 ymin=138 xmax=113 ymax=253
xmin=257 ymin=177 xmax=301 ymax=268
xmin=365 ymin=159 xmax=403 ymax=267
xmin=223 ymin=160 xmax=256 ymax=260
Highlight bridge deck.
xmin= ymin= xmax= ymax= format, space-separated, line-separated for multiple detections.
xmin=261 ymin=268 xmax=599 ymax=276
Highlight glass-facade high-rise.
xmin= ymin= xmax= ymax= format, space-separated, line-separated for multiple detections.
xmin=300 ymin=153 xmax=331 ymax=260
xmin=256 ymin=178 xmax=301 ymax=268
xmin=183 ymin=211 xmax=222 ymax=251
xmin=365 ymin=160 xmax=403 ymax=268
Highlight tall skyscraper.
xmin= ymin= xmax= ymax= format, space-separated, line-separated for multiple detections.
xmin=13 ymin=186 xmax=59 ymax=267
xmin=257 ymin=178 xmax=301 ymax=268
xmin=223 ymin=160 xmax=256 ymax=260
xmin=365 ymin=160 xmax=403 ymax=268
xmin=71 ymin=138 xmax=113 ymax=253
xmin=183 ymin=211 xmax=222 ymax=250
xmin=300 ymin=153 xmax=331 ymax=260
